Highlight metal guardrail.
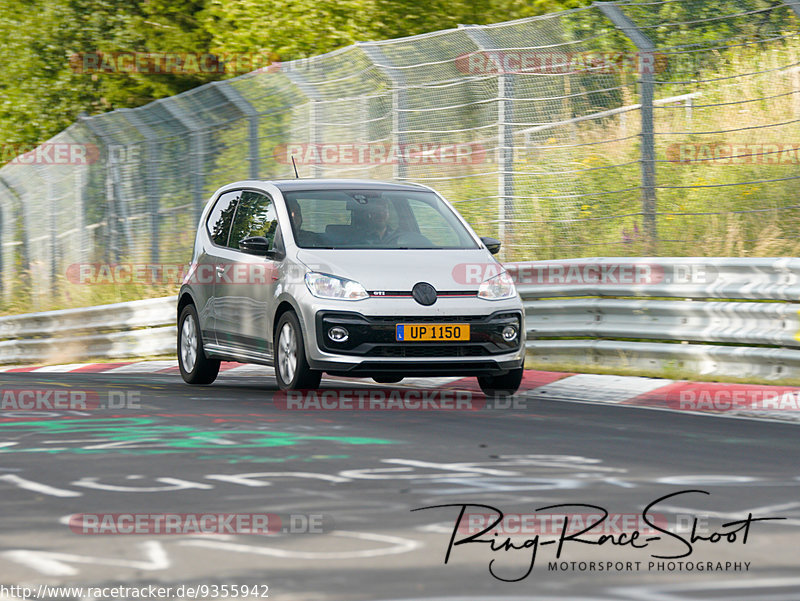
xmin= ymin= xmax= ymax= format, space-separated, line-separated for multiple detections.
xmin=518 ymin=258 xmax=800 ymax=380
xmin=512 ymin=257 xmax=800 ymax=300
xmin=0 ymin=296 xmax=177 ymax=364
xmin=1 ymin=258 xmax=800 ymax=381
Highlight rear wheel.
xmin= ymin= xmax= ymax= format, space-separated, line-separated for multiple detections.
xmin=478 ymin=367 xmax=523 ymax=400
xmin=178 ymin=304 xmax=220 ymax=385
xmin=274 ymin=311 xmax=322 ymax=390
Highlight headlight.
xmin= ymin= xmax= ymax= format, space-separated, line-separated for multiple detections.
xmin=305 ymin=272 xmax=368 ymax=301
xmin=478 ymin=271 xmax=516 ymax=300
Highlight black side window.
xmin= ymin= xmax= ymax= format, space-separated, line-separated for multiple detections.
xmin=229 ymin=191 xmax=278 ymax=250
xmin=206 ymin=191 xmax=240 ymax=247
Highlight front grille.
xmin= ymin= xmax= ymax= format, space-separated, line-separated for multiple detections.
xmin=367 ymin=345 xmax=489 ymax=358
xmin=367 ymin=315 xmax=489 ymax=323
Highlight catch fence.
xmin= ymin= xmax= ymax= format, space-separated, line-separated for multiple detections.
xmin=3 ymin=1 xmax=800 ymax=309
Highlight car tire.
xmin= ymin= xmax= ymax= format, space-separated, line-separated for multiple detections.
xmin=373 ymin=376 xmax=404 ymax=384
xmin=478 ymin=367 xmax=524 ymax=400
xmin=178 ymin=304 xmax=221 ymax=385
xmin=274 ymin=311 xmax=322 ymax=390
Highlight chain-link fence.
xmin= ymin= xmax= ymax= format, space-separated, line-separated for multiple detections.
xmin=3 ymin=0 xmax=800 ymax=310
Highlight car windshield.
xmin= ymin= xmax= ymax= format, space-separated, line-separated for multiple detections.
xmin=282 ymin=189 xmax=480 ymax=250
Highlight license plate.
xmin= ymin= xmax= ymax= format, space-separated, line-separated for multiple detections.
xmin=396 ymin=323 xmax=470 ymax=341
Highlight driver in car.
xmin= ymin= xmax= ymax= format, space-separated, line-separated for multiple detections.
xmin=359 ymin=198 xmax=397 ymax=244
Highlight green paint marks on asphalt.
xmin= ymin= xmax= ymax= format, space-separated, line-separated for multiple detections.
xmin=0 ymin=418 xmax=397 ymax=454
xmin=196 ymin=453 xmax=352 ymax=464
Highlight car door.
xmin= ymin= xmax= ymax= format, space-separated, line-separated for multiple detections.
xmin=198 ymin=189 xmax=241 ymax=348
xmin=213 ymin=189 xmax=281 ymax=359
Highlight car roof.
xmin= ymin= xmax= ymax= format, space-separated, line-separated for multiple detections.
xmin=267 ymin=179 xmax=428 ymax=193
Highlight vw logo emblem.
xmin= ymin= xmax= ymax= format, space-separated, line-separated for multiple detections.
xmin=412 ymin=282 xmax=437 ymax=306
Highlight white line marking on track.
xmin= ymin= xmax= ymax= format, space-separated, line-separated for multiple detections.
xmin=71 ymin=476 xmax=213 ymax=492
xmin=180 ymin=530 xmax=421 ymax=559
xmin=0 ymin=474 xmax=82 ymax=497
xmin=1 ymin=541 xmax=169 ymax=576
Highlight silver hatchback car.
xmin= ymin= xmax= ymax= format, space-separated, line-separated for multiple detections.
xmin=177 ymin=179 xmax=525 ymax=397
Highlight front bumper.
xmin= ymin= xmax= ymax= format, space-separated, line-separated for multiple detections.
xmin=316 ymin=310 xmax=522 ymax=357
xmin=303 ymin=306 xmax=525 ymax=377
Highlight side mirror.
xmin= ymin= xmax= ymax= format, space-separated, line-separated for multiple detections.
xmin=480 ymin=236 xmax=501 ymax=255
xmin=266 ymin=247 xmax=285 ymax=261
xmin=238 ymin=236 xmax=270 ymax=256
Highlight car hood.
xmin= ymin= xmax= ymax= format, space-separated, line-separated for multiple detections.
xmin=295 ymin=248 xmax=501 ymax=291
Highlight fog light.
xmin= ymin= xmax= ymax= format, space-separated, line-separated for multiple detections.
xmin=328 ymin=326 xmax=349 ymax=342
xmin=502 ymin=325 xmax=518 ymax=341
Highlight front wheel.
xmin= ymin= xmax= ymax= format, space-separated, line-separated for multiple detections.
xmin=478 ymin=367 xmax=523 ymax=400
xmin=274 ymin=312 xmax=322 ymax=390
xmin=178 ymin=304 xmax=220 ymax=385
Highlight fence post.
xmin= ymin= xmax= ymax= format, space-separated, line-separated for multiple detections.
xmin=79 ymin=114 xmax=124 ymax=262
xmin=120 ymin=110 xmax=160 ymax=265
xmin=358 ymin=43 xmax=408 ymax=180
xmin=784 ymin=0 xmax=800 ymax=18
xmin=596 ymin=2 xmax=657 ymax=253
xmin=461 ymin=25 xmax=515 ymax=251
xmin=44 ymin=172 xmax=57 ymax=293
xmin=284 ymin=70 xmax=324 ymax=178
xmin=0 ymin=201 xmax=3 ymax=293
xmin=73 ymin=168 xmax=88 ymax=265
xmin=783 ymin=2 xmax=800 ymax=117
xmin=158 ymin=99 xmax=206 ymax=226
xmin=213 ymin=81 xmax=261 ymax=180
xmin=0 ymin=196 xmax=4 ymax=297
xmin=0 ymin=175 xmax=31 ymax=302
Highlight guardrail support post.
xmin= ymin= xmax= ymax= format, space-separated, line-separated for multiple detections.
xmin=596 ymin=2 xmax=657 ymax=253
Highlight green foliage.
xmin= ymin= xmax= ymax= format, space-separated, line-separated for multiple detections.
xmin=0 ymin=0 xmax=214 ymax=149
xmin=0 ymin=0 xmax=588 ymax=150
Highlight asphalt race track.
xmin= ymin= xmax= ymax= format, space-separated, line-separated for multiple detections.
xmin=1 ymin=369 xmax=799 ymax=601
